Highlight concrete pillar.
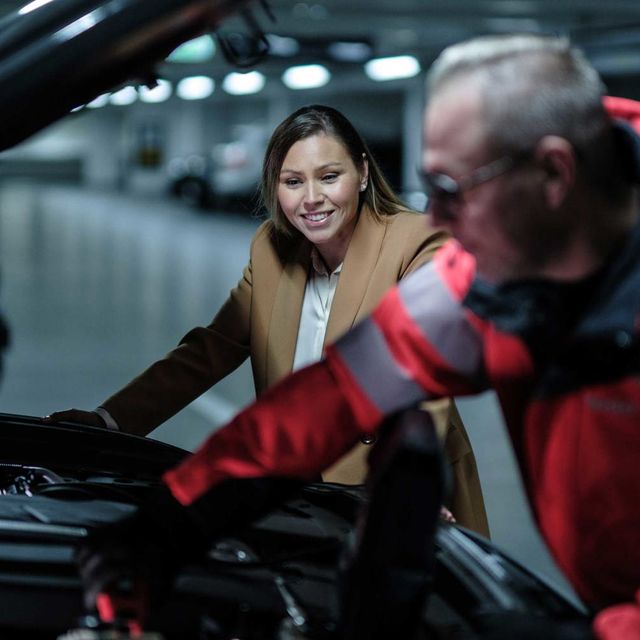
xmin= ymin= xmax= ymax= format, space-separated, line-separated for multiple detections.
xmin=77 ymin=110 xmax=122 ymax=190
xmin=402 ymin=77 xmax=426 ymax=193
xmin=164 ymin=99 xmax=208 ymax=160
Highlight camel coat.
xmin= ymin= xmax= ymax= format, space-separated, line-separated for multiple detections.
xmin=102 ymin=209 xmax=489 ymax=536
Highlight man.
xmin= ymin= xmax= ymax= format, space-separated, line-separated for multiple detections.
xmin=81 ymin=34 xmax=640 ymax=637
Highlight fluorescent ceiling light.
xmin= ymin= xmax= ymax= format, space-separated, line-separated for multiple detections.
xmin=109 ymin=86 xmax=138 ymax=106
xmin=167 ymin=35 xmax=215 ymax=63
xmin=265 ymin=34 xmax=300 ymax=57
xmin=365 ymin=55 xmax=421 ymax=81
xmin=86 ymin=94 xmax=110 ymax=109
xmin=328 ymin=41 xmax=372 ymax=62
xmin=139 ymin=80 xmax=173 ymax=103
xmin=19 ymin=0 xmax=54 ymax=14
xmin=282 ymin=64 xmax=330 ymax=90
xmin=176 ymin=76 xmax=215 ymax=100
xmin=222 ymin=71 xmax=266 ymax=95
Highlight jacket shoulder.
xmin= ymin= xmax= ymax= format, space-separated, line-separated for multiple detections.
xmin=251 ymin=219 xmax=305 ymax=264
xmin=384 ymin=210 xmax=443 ymax=242
xmin=251 ymin=218 xmax=276 ymax=248
xmin=381 ymin=211 xmax=449 ymax=274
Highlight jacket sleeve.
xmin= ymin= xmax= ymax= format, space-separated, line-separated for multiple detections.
xmin=163 ymin=241 xmax=488 ymax=507
xmin=100 ymin=225 xmax=269 ymax=436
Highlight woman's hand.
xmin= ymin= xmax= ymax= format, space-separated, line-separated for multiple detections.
xmin=43 ymin=409 xmax=106 ymax=429
xmin=440 ymin=506 xmax=456 ymax=524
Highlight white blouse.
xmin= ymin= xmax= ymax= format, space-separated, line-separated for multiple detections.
xmin=292 ymin=248 xmax=342 ymax=371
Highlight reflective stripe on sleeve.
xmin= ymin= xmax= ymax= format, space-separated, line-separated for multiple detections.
xmin=332 ymin=314 xmax=428 ymax=414
xmin=397 ymin=261 xmax=483 ymax=381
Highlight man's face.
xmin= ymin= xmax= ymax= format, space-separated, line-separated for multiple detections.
xmin=421 ymin=80 xmax=544 ymax=284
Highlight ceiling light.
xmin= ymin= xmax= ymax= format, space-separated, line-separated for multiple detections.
xmin=282 ymin=64 xmax=330 ymax=90
xmin=364 ymin=55 xmax=421 ymax=81
xmin=109 ymin=86 xmax=137 ymax=106
xmin=222 ymin=71 xmax=266 ymax=95
xmin=265 ymin=34 xmax=300 ymax=57
xmin=176 ymin=76 xmax=215 ymax=100
xmin=167 ymin=35 xmax=216 ymax=63
xmin=139 ymin=80 xmax=173 ymax=103
xmin=328 ymin=41 xmax=372 ymax=63
xmin=86 ymin=94 xmax=110 ymax=109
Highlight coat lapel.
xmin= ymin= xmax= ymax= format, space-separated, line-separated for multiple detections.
xmin=324 ymin=210 xmax=385 ymax=346
xmin=265 ymin=240 xmax=311 ymax=386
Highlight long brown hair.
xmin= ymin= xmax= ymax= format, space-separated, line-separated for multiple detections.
xmin=260 ymin=104 xmax=410 ymax=236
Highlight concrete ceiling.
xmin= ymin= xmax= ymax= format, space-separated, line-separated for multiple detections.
xmin=239 ymin=1 xmax=640 ymax=71
xmin=213 ymin=0 xmax=640 ymax=97
xmin=3 ymin=0 xmax=640 ymax=95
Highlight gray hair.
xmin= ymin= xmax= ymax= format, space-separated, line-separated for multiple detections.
xmin=427 ymin=34 xmax=607 ymax=155
xmin=426 ymin=34 xmax=635 ymax=202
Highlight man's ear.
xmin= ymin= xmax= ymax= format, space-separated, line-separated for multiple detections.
xmin=534 ymin=136 xmax=576 ymax=209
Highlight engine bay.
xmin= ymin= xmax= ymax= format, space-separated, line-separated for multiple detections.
xmin=0 ymin=444 xmax=358 ymax=639
xmin=0 ymin=414 xmax=587 ymax=639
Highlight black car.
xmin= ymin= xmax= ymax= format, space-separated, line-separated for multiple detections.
xmin=0 ymin=1 xmax=590 ymax=638
xmin=0 ymin=411 xmax=587 ymax=639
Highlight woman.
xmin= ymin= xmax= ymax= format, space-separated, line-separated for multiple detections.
xmin=46 ymin=105 xmax=489 ymax=535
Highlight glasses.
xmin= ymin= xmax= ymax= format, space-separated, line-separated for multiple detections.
xmin=419 ymin=152 xmax=530 ymax=211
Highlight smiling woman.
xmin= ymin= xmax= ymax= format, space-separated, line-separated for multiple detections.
xmin=46 ymin=104 xmax=489 ymax=535
xmin=277 ymin=133 xmax=366 ymax=271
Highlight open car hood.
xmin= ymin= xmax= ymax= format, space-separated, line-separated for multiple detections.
xmin=0 ymin=413 xmax=586 ymax=639
xmin=0 ymin=0 xmax=249 ymax=151
xmin=0 ymin=3 xmax=591 ymax=634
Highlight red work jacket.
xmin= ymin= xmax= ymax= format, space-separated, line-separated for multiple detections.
xmin=165 ymin=232 xmax=640 ymax=611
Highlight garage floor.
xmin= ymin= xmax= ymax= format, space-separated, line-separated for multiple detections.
xmin=0 ymin=181 xmax=580 ymax=607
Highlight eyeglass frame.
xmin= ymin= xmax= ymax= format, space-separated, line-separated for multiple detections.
xmin=418 ymin=150 xmax=532 ymax=212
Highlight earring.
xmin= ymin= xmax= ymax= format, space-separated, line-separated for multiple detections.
xmin=360 ymin=182 xmax=367 ymax=191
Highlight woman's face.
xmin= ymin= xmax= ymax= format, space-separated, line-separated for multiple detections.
xmin=278 ymin=133 xmax=367 ymax=268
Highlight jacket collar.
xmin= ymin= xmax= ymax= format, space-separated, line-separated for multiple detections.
xmin=265 ymin=207 xmax=387 ymax=384
xmin=324 ymin=207 xmax=387 ymax=346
